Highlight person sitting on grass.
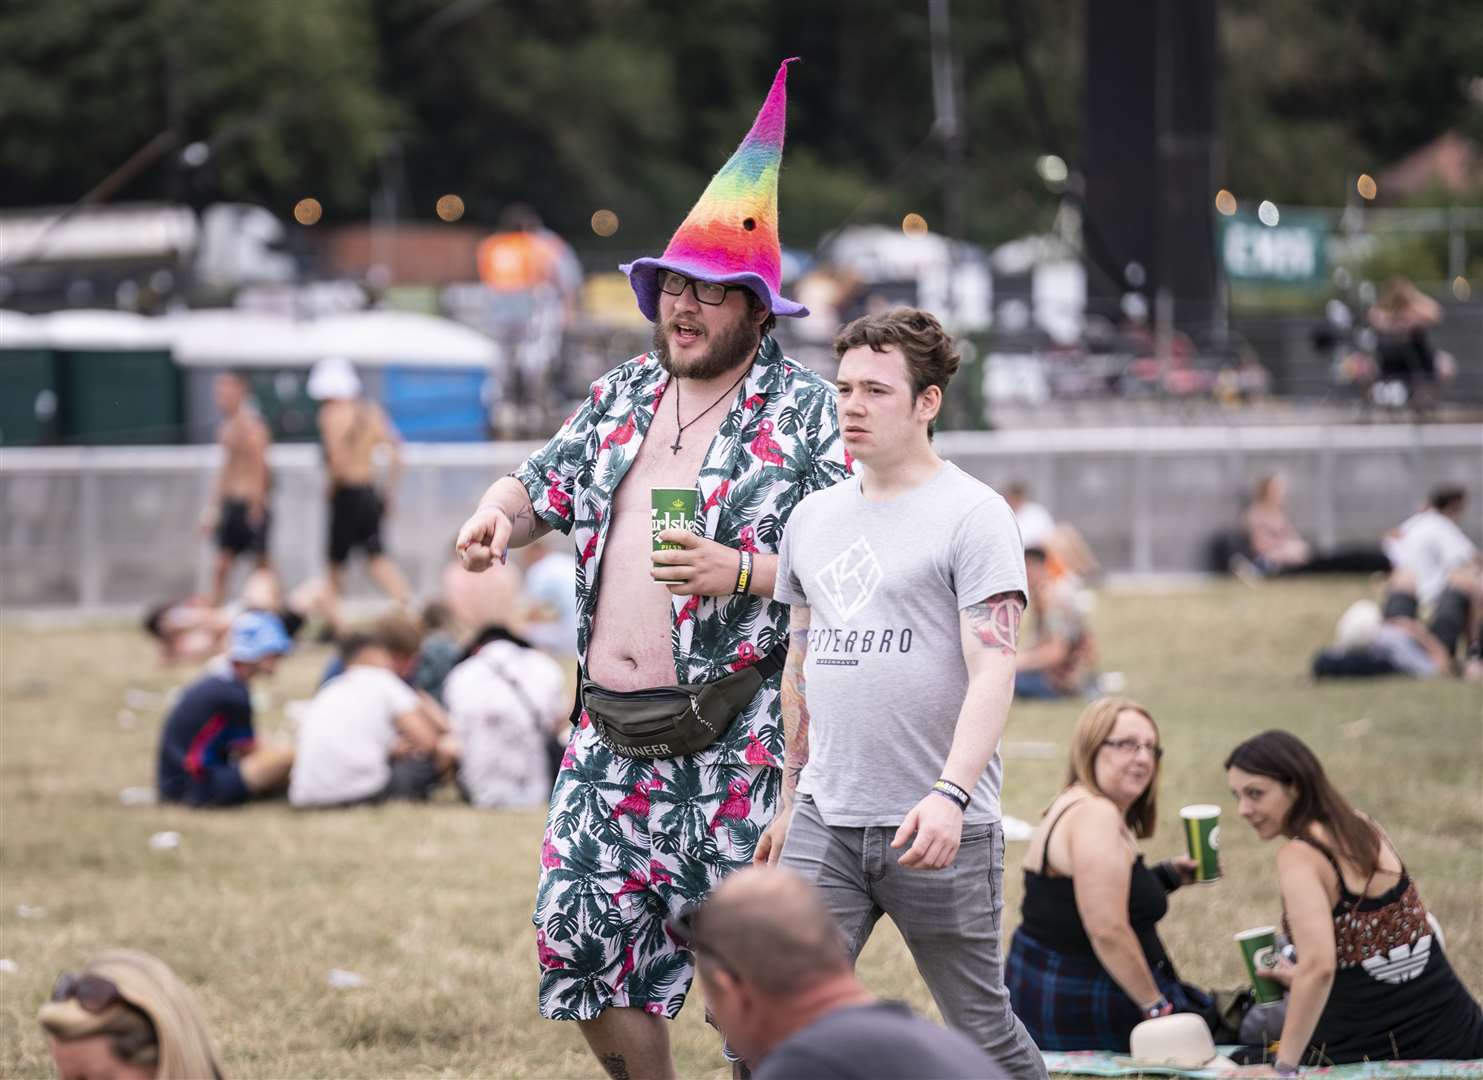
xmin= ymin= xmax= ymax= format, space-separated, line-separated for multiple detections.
xmin=1014 ymin=546 xmax=1096 ymax=700
xmin=1236 ymin=472 xmax=1390 ymax=579
xmin=143 ymin=569 xmax=322 ymax=666
xmin=673 ymin=866 xmax=1007 ymax=1080
xmin=1006 ymin=697 xmax=1218 ymax=1051
xmin=288 ymin=618 xmax=457 ymax=809
xmin=39 ymin=949 xmax=223 ymax=1080
xmin=1312 ymin=570 xmax=1474 ymax=680
xmin=442 ymin=623 xmax=569 ymax=809
xmin=156 ymin=611 xmax=295 ymax=808
xmin=411 ymin=600 xmax=463 ymax=703
xmin=1225 ymin=730 xmax=1483 ymax=1071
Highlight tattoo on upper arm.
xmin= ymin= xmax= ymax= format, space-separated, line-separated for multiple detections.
xmin=965 ymin=591 xmax=1025 ymax=654
xmin=599 ymin=1053 xmax=631 ymax=1080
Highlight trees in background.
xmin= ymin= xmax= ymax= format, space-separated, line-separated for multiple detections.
xmin=0 ymin=0 xmax=1476 ymax=253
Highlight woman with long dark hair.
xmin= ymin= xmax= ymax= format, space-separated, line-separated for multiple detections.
xmin=1225 ymin=731 xmax=1483 ymax=1072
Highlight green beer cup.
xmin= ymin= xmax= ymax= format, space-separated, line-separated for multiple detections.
xmin=1235 ymin=926 xmax=1285 ymax=1004
xmin=1179 ymin=804 xmax=1222 ymax=883
xmin=651 ymin=488 xmax=698 ymax=552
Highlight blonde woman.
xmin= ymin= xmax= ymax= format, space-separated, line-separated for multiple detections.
xmin=1005 ymin=697 xmax=1212 ymax=1051
xmin=38 ymin=950 xmax=222 ymax=1080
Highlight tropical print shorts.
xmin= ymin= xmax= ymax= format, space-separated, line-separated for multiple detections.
xmin=533 ymin=722 xmax=777 ymax=1020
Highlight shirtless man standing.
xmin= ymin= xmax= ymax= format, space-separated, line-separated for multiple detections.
xmin=454 ymin=59 xmax=849 ymax=1080
xmin=201 ymin=372 xmax=272 ymax=605
xmin=308 ymin=355 xmax=412 ymax=630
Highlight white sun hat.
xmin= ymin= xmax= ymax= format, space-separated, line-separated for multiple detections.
xmin=1129 ymin=1014 xmax=1238 ymax=1070
xmin=307 ymin=355 xmax=362 ymax=401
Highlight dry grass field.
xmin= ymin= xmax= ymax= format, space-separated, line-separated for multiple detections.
xmin=2 ymin=577 xmax=1480 ymax=1078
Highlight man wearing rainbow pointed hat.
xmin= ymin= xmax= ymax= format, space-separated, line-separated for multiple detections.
xmin=455 ymin=59 xmax=850 ymax=1076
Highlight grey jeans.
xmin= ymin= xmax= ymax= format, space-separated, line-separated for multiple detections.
xmin=781 ymin=795 xmax=1048 ymax=1080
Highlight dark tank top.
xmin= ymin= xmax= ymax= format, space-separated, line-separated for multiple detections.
xmin=1018 ymin=799 xmax=1172 ymax=971
xmin=1283 ymin=834 xmax=1483 ymax=1064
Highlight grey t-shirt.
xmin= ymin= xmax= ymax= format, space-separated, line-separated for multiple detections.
xmin=775 ymin=462 xmax=1026 ymax=826
xmin=754 ymin=1000 xmax=1000 ymax=1080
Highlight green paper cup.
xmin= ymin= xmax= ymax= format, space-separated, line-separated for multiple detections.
xmin=1235 ymin=925 xmax=1284 ymax=1004
xmin=651 ymin=488 xmax=697 ymax=552
xmin=1179 ymin=804 xmax=1222 ymax=883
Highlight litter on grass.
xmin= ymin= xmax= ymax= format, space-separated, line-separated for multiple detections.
xmin=327 ymin=968 xmax=369 ymax=989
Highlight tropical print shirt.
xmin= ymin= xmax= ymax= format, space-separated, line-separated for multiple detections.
xmin=513 ymin=335 xmax=850 ymax=765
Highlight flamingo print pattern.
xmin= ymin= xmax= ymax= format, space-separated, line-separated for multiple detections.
xmin=516 ymin=337 xmax=849 ymax=1020
xmin=749 ymin=419 xmax=785 ymax=465
xmin=512 ymin=336 xmax=850 ymax=767
xmin=533 ymin=747 xmax=771 ymax=1020
xmin=707 ymin=778 xmax=753 ymax=848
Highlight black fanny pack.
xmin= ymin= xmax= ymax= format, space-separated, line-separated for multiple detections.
xmin=579 ymin=642 xmax=787 ymax=759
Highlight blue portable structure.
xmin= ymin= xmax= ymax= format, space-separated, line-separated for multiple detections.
xmin=167 ymin=309 xmax=497 ymax=443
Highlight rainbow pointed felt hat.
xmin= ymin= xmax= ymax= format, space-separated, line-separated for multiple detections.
xmin=623 ymin=57 xmax=808 ymax=321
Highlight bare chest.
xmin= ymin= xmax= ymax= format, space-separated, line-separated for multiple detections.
xmin=585 ymin=392 xmax=727 ymax=688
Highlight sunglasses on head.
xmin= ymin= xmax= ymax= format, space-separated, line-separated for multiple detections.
xmin=51 ymin=972 xmax=124 ymax=1014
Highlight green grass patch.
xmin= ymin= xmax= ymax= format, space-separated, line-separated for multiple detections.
xmin=2 ymin=577 xmax=1480 ymax=1077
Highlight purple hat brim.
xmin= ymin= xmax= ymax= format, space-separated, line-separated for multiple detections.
xmin=622 ymin=257 xmax=809 ymax=323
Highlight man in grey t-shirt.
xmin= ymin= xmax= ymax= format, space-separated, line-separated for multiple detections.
xmin=756 ymin=309 xmax=1046 ymax=1079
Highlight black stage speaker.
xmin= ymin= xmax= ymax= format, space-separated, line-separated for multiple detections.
xmin=1083 ymin=0 xmax=1219 ymax=338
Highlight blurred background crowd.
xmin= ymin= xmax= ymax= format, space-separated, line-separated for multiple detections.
xmin=1 ymin=0 xmax=1480 ymax=454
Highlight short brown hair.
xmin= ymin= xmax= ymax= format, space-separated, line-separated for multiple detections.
xmin=833 ymin=308 xmax=960 ymax=435
xmin=1064 ymin=697 xmax=1161 ymax=838
xmin=372 ymin=610 xmax=423 ymax=660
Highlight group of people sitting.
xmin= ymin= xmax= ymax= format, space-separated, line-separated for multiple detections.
xmin=1001 ymin=699 xmax=1483 ymax=1067
xmin=150 ymin=561 xmax=574 ymax=814
xmin=51 ymin=700 xmax=1482 ymax=1079
xmin=1312 ymin=485 xmax=1483 ymax=681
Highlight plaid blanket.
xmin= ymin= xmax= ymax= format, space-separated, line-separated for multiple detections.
xmin=1007 ymin=928 xmax=1210 ymax=1051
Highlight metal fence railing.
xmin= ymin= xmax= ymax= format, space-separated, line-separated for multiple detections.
xmin=2 ymin=425 xmax=1479 ymax=611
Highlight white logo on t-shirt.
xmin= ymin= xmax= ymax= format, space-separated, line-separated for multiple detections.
xmin=1360 ymin=935 xmax=1432 ymax=985
xmin=817 ymin=538 xmax=883 ymax=620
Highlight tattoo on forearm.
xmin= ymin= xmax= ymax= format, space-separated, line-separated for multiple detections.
xmin=965 ymin=591 xmax=1025 ymax=655
xmin=599 ymin=1053 xmax=631 ymax=1080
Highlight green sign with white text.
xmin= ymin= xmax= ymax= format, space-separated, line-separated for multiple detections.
xmin=1219 ymin=210 xmax=1327 ymax=285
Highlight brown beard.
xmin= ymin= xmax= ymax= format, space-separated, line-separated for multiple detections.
xmin=653 ymin=309 xmax=762 ymax=380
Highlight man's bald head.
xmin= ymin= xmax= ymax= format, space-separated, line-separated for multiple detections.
xmin=694 ymin=867 xmax=852 ymax=996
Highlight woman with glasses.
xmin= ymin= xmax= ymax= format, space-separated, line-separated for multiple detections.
xmin=1225 ymin=730 xmax=1483 ymax=1072
xmin=1005 ymin=697 xmax=1216 ymax=1050
xmin=37 ymin=950 xmax=223 ymax=1080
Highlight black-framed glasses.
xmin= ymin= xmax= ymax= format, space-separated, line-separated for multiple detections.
xmin=1101 ymin=737 xmax=1163 ymax=760
xmin=51 ymin=972 xmax=124 ymax=1014
xmin=658 ymin=270 xmax=735 ymax=306
xmin=666 ymin=902 xmax=739 ymax=978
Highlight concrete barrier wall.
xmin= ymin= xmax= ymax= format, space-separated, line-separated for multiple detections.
xmin=3 ymin=425 xmax=1479 ymax=610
